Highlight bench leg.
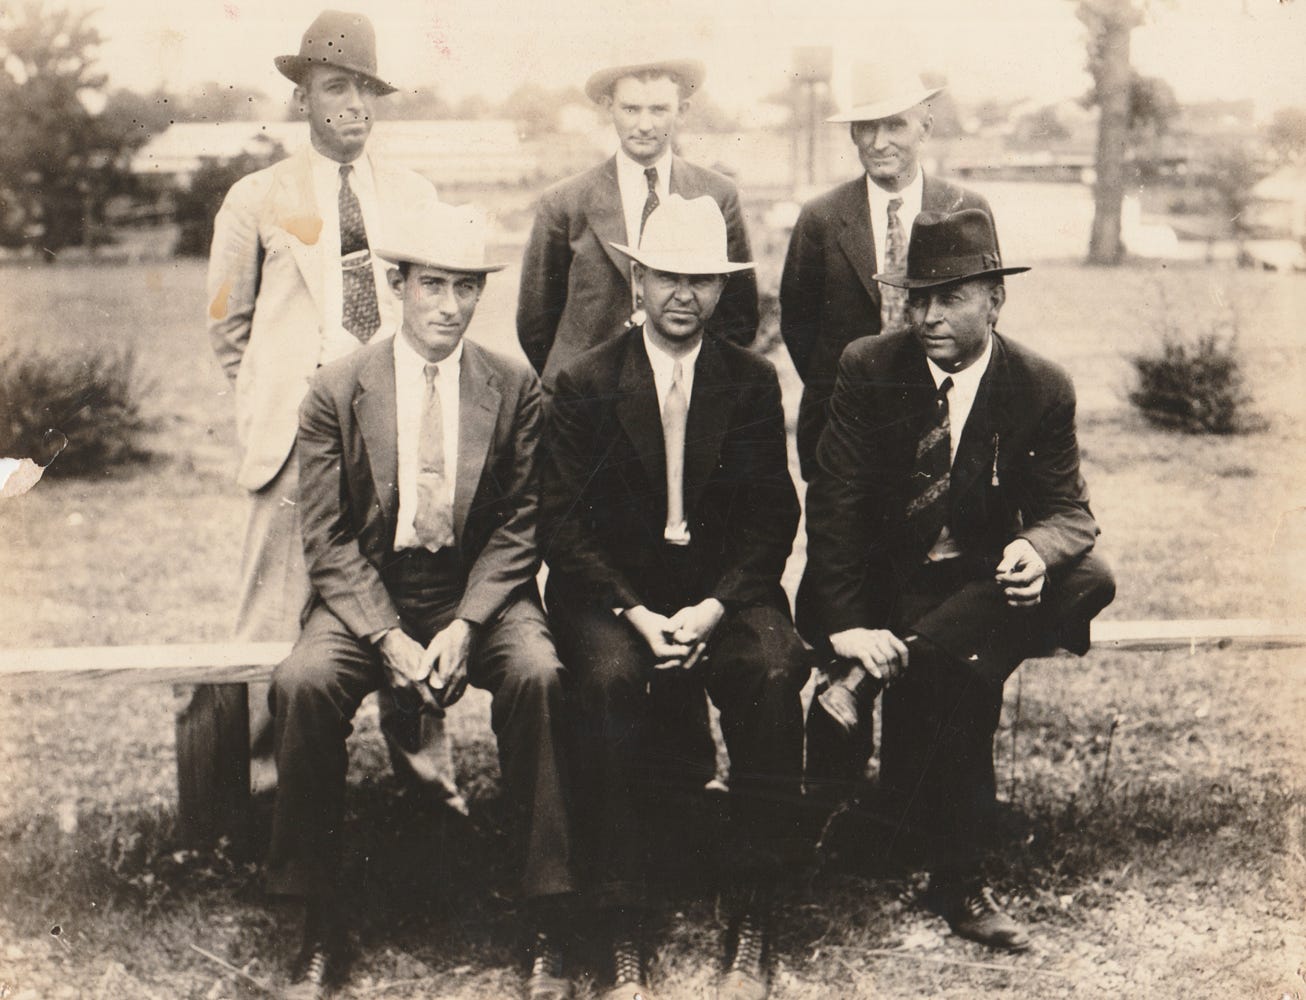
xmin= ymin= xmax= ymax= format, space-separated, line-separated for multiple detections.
xmin=176 ymin=682 xmax=251 ymax=850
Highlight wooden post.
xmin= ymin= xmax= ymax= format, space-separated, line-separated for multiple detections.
xmin=175 ymin=683 xmax=251 ymax=851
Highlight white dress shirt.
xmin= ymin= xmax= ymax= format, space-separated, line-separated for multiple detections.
xmin=617 ymin=147 xmax=673 ymax=247
xmin=306 ymin=143 xmax=393 ymax=367
xmin=924 ymin=335 xmax=993 ymax=561
xmin=393 ymin=333 xmax=463 ymax=552
xmin=867 ymin=168 xmax=924 ymax=273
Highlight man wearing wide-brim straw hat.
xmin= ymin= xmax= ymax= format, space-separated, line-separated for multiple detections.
xmin=798 ymin=208 xmax=1116 ymax=954
xmin=270 ymin=198 xmax=579 ymax=999
xmin=539 ymin=194 xmax=809 ymax=1000
xmin=779 ymin=61 xmax=997 ymax=483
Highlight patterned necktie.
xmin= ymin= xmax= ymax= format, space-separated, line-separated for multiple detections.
xmin=414 ymin=362 xmax=455 ymax=551
xmin=639 ymin=166 xmax=660 ymax=240
xmin=339 ymin=164 xmax=381 ymax=343
xmin=905 ymin=376 xmax=953 ymax=546
xmin=880 ymin=196 xmax=909 ymax=335
xmin=662 ymin=359 xmax=690 ymax=546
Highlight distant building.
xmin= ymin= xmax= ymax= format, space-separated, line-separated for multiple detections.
xmin=130 ymin=120 xmax=535 ymax=186
xmin=1247 ymin=166 xmax=1306 ymax=241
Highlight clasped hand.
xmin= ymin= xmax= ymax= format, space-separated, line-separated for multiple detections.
xmin=624 ymin=598 xmax=724 ymax=670
xmin=377 ymin=619 xmax=474 ymax=711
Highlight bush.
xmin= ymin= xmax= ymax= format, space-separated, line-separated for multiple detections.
xmin=172 ymin=136 xmax=285 ymax=257
xmin=0 ymin=344 xmax=155 ymax=476
xmin=1127 ymin=306 xmax=1265 ymax=435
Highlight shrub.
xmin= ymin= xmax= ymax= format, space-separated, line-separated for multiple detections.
xmin=0 ymin=344 xmax=156 ymax=476
xmin=1127 ymin=303 xmax=1265 ymax=435
xmin=172 ymin=136 xmax=285 ymax=257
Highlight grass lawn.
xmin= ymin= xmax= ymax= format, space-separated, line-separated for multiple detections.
xmin=1 ymin=256 xmax=1304 ymax=999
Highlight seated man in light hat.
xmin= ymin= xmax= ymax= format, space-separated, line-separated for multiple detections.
xmin=780 ymin=63 xmax=996 ymax=482
xmin=268 ymin=199 xmax=575 ymax=999
xmin=540 ymin=194 xmax=809 ymax=1000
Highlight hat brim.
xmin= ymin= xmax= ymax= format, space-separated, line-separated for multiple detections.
xmin=826 ymin=85 xmax=944 ymax=124
xmin=275 ymin=54 xmax=398 ymax=95
xmin=611 ymin=242 xmax=754 ymax=275
xmin=585 ymin=59 xmax=706 ymax=103
xmin=873 ymin=264 xmax=1031 ymax=290
xmin=375 ymin=248 xmax=507 ymax=274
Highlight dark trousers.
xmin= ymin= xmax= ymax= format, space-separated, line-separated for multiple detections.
xmin=878 ymin=551 xmax=1116 ymax=882
xmin=267 ymin=551 xmax=574 ymax=904
xmin=548 ymin=593 xmax=809 ymax=911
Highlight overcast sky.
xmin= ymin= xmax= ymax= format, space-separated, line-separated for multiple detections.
xmin=81 ymin=0 xmax=1306 ymax=119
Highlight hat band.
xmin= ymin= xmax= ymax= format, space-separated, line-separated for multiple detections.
xmin=908 ymin=252 xmax=1002 ymax=280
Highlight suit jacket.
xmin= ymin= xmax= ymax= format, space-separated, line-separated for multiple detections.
xmin=297 ymin=336 xmax=544 ymax=640
xmin=208 ymin=146 xmax=436 ymax=492
xmin=539 ymin=328 xmax=798 ymax=615
xmin=517 ymin=155 xmax=759 ymax=388
xmin=796 ymin=330 xmax=1100 ymax=644
xmin=779 ymin=173 xmax=993 ymax=479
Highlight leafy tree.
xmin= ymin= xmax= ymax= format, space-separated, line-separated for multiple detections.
xmin=179 ymin=81 xmax=267 ymax=123
xmin=1267 ymin=106 xmax=1306 ymax=163
xmin=374 ymin=85 xmax=451 ymax=121
xmin=173 ymin=136 xmax=287 ymax=257
xmin=0 ymin=2 xmax=134 ymax=255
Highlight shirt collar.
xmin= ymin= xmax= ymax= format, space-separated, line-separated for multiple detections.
xmin=306 ymin=141 xmax=373 ymax=189
xmin=617 ymin=146 xmax=673 ymax=192
xmin=641 ymin=326 xmax=701 ymax=380
xmin=926 ymin=333 xmax=993 ymax=392
xmin=394 ymin=329 xmax=464 ymax=378
xmin=867 ymin=167 xmax=924 ymax=221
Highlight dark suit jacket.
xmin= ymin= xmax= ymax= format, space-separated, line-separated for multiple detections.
xmin=297 ymin=336 xmax=544 ymax=640
xmin=517 ymin=155 xmax=759 ymax=388
xmin=797 ymin=330 xmax=1101 ymax=647
xmin=780 ymin=173 xmax=993 ymax=479
xmin=539 ymin=328 xmax=798 ymax=614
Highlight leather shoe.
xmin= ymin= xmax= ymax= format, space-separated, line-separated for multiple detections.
xmin=945 ymin=885 xmax=1030 ymax=952
xmin=284 ymin=940 xmax=334 ymax=999
xmin=604 ymin=934 xmax=656 ymax=1000
xmin=601 ymin=984 xmax=659 ymax=1000
xmin=524 ymin=930 xmax=571 ymax=1000
xmin=716 ymin=904 xmax=770 ymax=999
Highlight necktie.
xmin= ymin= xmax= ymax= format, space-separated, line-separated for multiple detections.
xmin=880 ymin=196 xmax=909 ymax=335
xmin=639 ymin=166 xmax=660 ymax=240
xmin=905 ymin=376 xmax=953 ymax=546
xmin=339 ymin=164 xmax=381 ymax=343
xmin=414 ymin=362 xmax=455 ymax=551
xmin=662 ymin=359 xmax=690 ymax=546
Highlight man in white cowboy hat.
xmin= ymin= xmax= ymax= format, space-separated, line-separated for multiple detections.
xmin=268 ymin=199 xmax=577 ymax=999
xmin=780 ymin=63 xmax=996 ymax=481
xmin=517 ymin=56 xmax=759 ymax=390
xmin=206 ymin=10 xmax=461 ymax=811
xmin=540 ymin=194 xmax=808 ymax=1000
xmin=797 ymin=209 xmax=1115 ymax=953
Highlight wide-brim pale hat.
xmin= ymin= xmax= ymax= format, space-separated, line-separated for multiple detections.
xmin=275 ymin=10 xmax=397 ymax=95
xmin=375 ymin=200 xmax=507 ymax=274
xmin=585 ymin=57 xmax=706 ymax=103
xmin=826 ymin=62 xmax=943 ymax=123
xmin=611 ymin=194 xmax=754 ymax=275
xmin=874 ymin=209 xmax=1029 ymax=289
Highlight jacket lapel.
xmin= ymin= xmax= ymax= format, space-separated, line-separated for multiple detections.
xmin=587 ymin=157 xmax=636 ymax=280
xmin=352 ymin=345 xmax=399 ymax=525
xmin=452 ymin=343 xmax=500 ymax=546
xmin=682 ymin=338 xmax=730 ymax=510
xmin=834 ymin=178 xmax=880 ymax=301
xmin=614 ymin=332 xmax=667 ymax=500
xmin=274 ymin=148 xmax=327 ymax=317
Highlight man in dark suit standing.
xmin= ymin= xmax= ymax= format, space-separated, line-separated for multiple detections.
xmin=517 ymin=56 xmax=758 ymax=389
xmin=540 ymin=196 xmax=808 ymax=1000
xmin=798 ymin=210 xmax=1115 ymax=952
xmin=780 ymin=65 xmax=995 ymax=479
xmin=269 ymin=201 xmax=575 ymax=1000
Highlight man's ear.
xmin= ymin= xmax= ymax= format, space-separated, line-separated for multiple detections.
xmin=293 ymin=84 xmax=307 ymax=110
xmin=987 ymin=282 xmax=1006 ymax=323
xmin=386 ymin=266 xmax=404 ymax=298
xmin=678 ymin=98 xmax=691 ymax=117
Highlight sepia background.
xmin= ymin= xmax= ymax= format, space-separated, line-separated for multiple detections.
xmin=1 ymin=1 xmax=1304 ymax=997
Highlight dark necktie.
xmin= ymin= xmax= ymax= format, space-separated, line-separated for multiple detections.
xmin=414 ymin=362 xmax=455 ymax=551
xmin=639 ymin=166 xmax=660 ymax=240
xmin=880 ymin=195 xmax=909 ymax=335
xmin=905 ymin=376 xmax=953 ymax=545
xmin=339 ymin=164 xmax=381 ymax=343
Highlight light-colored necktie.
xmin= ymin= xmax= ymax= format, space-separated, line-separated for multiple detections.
xmin=339 ymin=164 xmax=380 ymax=343
xmin=880 ymin=195 xmax=909 ymax=335
xmin=662 ymin=359 xmax=690 ymax=545
xmin=414 ymin=362 xmax=455 ymax=551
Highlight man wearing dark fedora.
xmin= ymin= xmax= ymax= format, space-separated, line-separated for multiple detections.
xmin=207 ymin=11 xmax=461 ymax=810
xmin=540 ymin=195 xmax=808 ymax=1000
xmin=269 ymin=200 xmax=576 ymax=999
xmin=780 ymin=63 xmax=996 ymax=481
xmin=797 ymin=209 xmax=1115 ymax=951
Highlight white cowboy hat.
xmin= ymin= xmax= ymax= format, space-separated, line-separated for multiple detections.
xmin=375 ymin=200 xmax=507 ymax=274
xmin=826 ymin=62 xmax=943 ymax=123
xmin=584 ymin=56 xmax=706 ymax=103
xmin=611 ymin=194 xmax=754 ymax=275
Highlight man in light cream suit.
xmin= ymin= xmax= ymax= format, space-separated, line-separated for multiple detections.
xmin=207 ymin=9 xmax=458 ymax=805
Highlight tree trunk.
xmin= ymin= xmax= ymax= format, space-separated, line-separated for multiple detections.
xmin=1087 ymin=13 xmax=1134 ymax=264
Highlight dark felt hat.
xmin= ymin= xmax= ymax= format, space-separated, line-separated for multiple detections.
xmin=275 ymin=10 xmax=397 ymax=95
xmin=874 ymin=209 xmax=1030 ymax=289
